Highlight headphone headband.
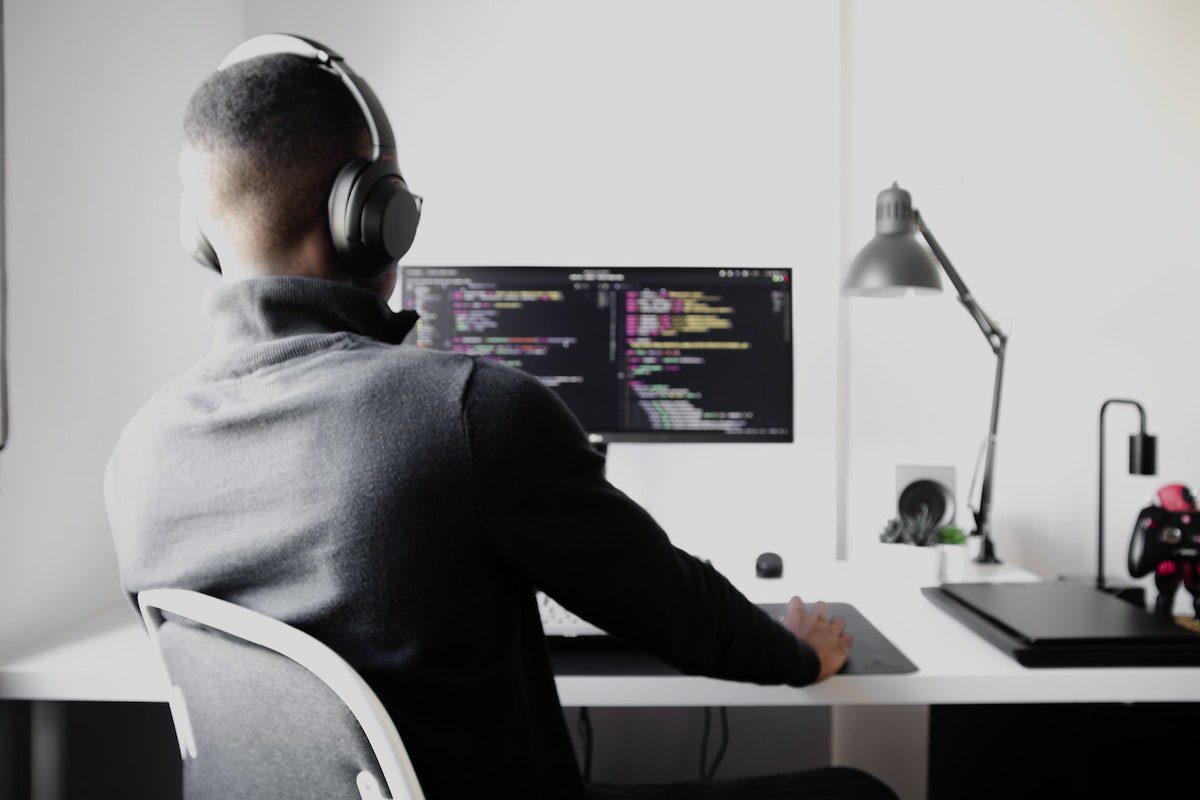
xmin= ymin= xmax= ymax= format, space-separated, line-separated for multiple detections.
xmin=218 ymin=33 xmax=396 ymax=157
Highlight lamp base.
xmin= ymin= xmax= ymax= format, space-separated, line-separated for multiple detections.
xmin=972 ymin=535 xmax=1002 ymax=565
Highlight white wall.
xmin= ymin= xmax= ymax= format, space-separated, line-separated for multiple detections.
xmin=7 ymin=0 xmax=1200 ymax=693
xmin=844 ymin=0 xmax=1200 ymax=603
xmin=0 ymin=0 xmax=244 ymax=649
xmin=0 ymin=0 xmax=843 ymax=645
xmin=242 ymin=0 xmax=845 ymax=574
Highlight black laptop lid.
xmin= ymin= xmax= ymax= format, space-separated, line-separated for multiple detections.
xmin=940 ymin=582 xmax=1199 ymax=646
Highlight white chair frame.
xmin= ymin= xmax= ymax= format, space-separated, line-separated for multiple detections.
xmin=138 ymin=588 xmax=426 ymax=800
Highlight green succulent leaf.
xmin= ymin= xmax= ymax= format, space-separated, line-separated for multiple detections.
xmin=937 ymin=525 xmax=967 ymax=545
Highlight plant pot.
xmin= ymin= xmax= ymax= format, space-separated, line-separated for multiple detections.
xmin=937 ymin=543 xmax=969 ymax=583
xmin=868 ymin=542 xmax=942 ymax=586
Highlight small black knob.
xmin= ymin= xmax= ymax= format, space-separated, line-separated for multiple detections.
xmin=756 ymin=552 xmax=783 ymax=579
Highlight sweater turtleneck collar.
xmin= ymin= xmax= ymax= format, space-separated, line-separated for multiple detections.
xmin=198 ymin=276 xmax=418 ymax=378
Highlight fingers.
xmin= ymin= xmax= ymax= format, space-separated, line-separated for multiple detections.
xmin=781 ymin=600 xmax=854 ymax=683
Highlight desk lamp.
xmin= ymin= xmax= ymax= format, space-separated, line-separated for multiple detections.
xmin=842 ymin=183 xmax=1007 ymax=564
xmin=1097 ymin=399 xmax=1156 ymax=590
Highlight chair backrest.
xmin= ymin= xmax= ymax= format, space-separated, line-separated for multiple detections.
xmin=138 ymin=589 xmax=425 ymax=800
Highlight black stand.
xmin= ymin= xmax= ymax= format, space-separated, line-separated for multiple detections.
xmin=1097 ymin=399 xmax=1155 ymax=590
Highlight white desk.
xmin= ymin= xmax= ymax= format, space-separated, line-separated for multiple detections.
xmin=4 ymin=559 xmax=1199 ymax=706
xmin=5 ymin=559 xmax=1200 ymax=800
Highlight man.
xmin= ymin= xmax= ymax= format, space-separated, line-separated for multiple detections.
xmin=106 ymin=48 xmax=894 ymax=799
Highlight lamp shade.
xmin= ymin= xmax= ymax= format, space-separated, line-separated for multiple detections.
xmin=1128 ymin=432 xmax=1157 ymax=475
xmin=842 ymin=183 xmax=943 ymax=297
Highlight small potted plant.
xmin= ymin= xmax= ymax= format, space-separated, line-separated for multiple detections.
xmin=879 ymin=510 xmax=969 ymax=584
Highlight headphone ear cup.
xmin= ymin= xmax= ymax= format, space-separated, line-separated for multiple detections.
xmin=361 ymin=175 xmax=421 ymax=266
xmin=328 ymin=158 xmax=369 ymax=273
xmin=328 ymin=158 xmax=421 ymax=280
xmin=179 ymin=191 xmax=221 ymax=273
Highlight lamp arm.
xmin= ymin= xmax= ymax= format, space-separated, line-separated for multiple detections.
xmin=914 ymin=210 xmax=1007 ymax=562
xmin=971 ymin=340 xmax=1005 ymax=562
xmin=914 ymin=211 xmax=1007 ymax=356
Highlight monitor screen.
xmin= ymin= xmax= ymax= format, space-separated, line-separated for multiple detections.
xmin=399 ymin=267 xmax=793 ymax=443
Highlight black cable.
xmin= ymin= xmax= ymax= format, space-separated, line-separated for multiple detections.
xmin=577 ymin=706 xmax=594 ymax=782
xmin=699 ymin=707 xmax=711 ymax=780
xmin=705 ymin=707 xmax=730 ymax=781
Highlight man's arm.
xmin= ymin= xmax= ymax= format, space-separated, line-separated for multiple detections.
xmin=462 ymin=360 xmax=835 ymax=686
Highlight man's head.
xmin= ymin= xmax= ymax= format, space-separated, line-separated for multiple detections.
xmin=181 ymin=53 xmax=392 ymax=291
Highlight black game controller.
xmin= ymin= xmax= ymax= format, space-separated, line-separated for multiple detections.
xmin=1128 ymin=503 xmax=1200 ymax=578
xmin=1128 ymin=484 xmax=1200 ymax=618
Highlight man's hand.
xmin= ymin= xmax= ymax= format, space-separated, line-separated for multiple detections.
xmin=781 ymin=596 xmax=852 ymax=682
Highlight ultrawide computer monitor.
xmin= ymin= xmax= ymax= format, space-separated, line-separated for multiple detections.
xmin=400 ymin=266 xmax=793 ymax=443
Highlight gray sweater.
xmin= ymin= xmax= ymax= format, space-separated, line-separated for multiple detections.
xmin=105 ymin=276 xmax=819 ymax=799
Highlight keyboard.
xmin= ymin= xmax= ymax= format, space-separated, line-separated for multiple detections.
xmin=537 ymin=593 xmax=789 ymax=639
xmin=538 ymin=592 xmax=605 ymax=637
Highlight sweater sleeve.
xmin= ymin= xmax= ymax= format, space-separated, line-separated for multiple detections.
xmin=462 ymin=359 xmax=820 ymax=687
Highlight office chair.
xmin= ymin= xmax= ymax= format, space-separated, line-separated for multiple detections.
xmin=138 ymin=589 xmax=426 ymax=800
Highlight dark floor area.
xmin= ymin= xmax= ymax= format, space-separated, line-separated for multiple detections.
xmin=931 ymin=703 xmax=1200 ymax=798
xmin=0 ymin=700 xmax=182 ymax=800
xmin=8 ymin=700 xmax=1200 ymax=798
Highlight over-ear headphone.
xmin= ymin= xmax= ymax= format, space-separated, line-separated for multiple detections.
xmin=180 ymin=33 xmax=423 ymax=278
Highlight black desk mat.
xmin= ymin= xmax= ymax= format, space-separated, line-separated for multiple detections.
xmin=549 ymin=602 xmax=917 ymax=676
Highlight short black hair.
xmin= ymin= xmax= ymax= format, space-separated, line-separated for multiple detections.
xmin=183 ymin=53 xmax=370 ymax=257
